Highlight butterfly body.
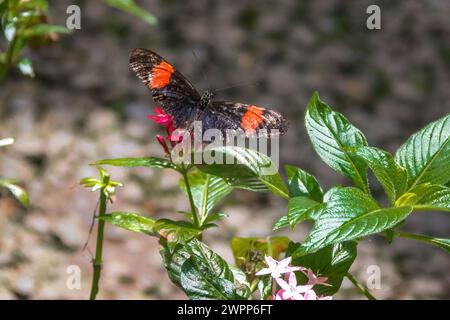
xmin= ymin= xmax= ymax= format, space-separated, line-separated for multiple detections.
xmin=129 ymin=48 xmax=288 ymax=136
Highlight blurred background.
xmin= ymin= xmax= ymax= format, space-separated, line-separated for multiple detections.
xmin=0 ymin=0 xmax=449 ymax=299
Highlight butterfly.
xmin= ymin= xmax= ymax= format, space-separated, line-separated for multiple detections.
xmin=129 ymin=48 xmax=288 ymax=136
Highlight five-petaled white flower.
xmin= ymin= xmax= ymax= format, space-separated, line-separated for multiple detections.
xmin=275 ymin=272 xmax=314 ymax=300
xmin=255 ymin=256 xmax=301 ymax=278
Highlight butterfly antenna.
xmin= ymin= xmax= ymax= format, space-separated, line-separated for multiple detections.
xmin=191 ymin=50 xmax=211 ymax=89
xmin=213 ymin=80 xmax=261 ymax=93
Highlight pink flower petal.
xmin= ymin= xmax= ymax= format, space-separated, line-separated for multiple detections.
xmin=255 ymin=268 xmax=272 ymax=276
xmin=278 ymin=257 xmax=292 ymax=270
xmin=264 ymin=255 xmax=278 ymax=269
xmin=302 ymin=289 xmax=318 ymax=300
xmin=275 ymin=277 xmax=291 ymax=292
xmin=288 ymin=272 xmax=297 ymax=287
xmin=318 ymin=295 xmax=333 ymax=300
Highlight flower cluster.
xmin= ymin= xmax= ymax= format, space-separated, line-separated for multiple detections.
xmin=147 ymin=107 xmax=185 ymax=156
xmin=256 ymin=255 xmax=332 ymax=300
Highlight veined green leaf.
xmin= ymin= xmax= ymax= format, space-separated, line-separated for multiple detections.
xmin=179 ymin=169 xmax=232 ymax=221
xmin=287 ymin=241 xmax=357 ymax=295
xmin=0 ymin=179 xmax=29 ymax=207
xmin=272 ymin=215 xmax=289 ymax=230
xmin=229 ymin=265 xmax=251 ymax=299
xmin=395 ymin=113 xmax=450 ymax=189
xmin=180 ymin=239 xmax=243 ymax=300
xmin=351 ymin=146 xmax=407 ymax=204
xmin=181 ymin=259 xmax=237 ymax=300
xmin=285 ymin=165 xmax=323 ymax=201
xmin=186 ymin=239 xmax=234 ymax=280
xmin=160 ymin=241 xmax=190 ymax=286
xmin=287 ymin=196 xmax=323 ymax=228
xmin=395 ymin=183 xmax=450 ymax=212
xmin=93 ymin=156 xmax=176 ymax=169
xmin=154 ymin=219 xmax=201 ymax=252
xmin=305 ymin=92 xmax=369 ymax=192
xmin=196 ymin=146 xmax=288 ymax=199
xmin=295 ymin=187 xmax=413 ymax=255
xmin=101 ymin=211 xmax=155 ymax=235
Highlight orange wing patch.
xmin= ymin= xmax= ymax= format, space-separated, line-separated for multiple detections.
xmin=150 ymin=61 xmax=174 ymax=89
xmin=241 ymin=105 xmax=265 ymax=134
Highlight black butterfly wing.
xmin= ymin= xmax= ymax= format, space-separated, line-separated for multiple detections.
xmin=200 ymin=101 xmax=289 ymax=136
xmin=129 ymin=48 xmax=200 ymax=129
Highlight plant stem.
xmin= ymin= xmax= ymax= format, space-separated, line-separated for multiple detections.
xmin=89 ymin=176 xmax=109 ymax=300
xmin=346 ymin=272 xmax=376 ymax=300
xmin=180 ymin=164 xmax=200 ymax=228
xmin=395 ymin=230 xmax=434 ymax=243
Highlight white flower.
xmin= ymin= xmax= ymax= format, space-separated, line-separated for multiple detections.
xmin=255 ymin=256 xmax=301 ymax=278
xmin=275 ymin=272 xmax=313 ymax=300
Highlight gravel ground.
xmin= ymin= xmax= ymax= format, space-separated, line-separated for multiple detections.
xmin=0 ymin=0 xmax=449 ymax=299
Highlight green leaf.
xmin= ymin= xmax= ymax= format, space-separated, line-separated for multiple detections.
xmin=426 ymin=238 xmax=450 ymax=254
xmin=181 ymin=259 xmax=238 ymax=300
xmin=395 ymin=113 xmax=450 ymax=189
xmin=395 ymin=183 xmax=450 ymax=212
xmin=180 ymin=239 xmax=242 ymax=300
xmin=0 ymin=137 xmax=14 ymax=147
xmin=103 ymin=0 xmax=157 ymax=25
xmin=0 ymin=179 xmax=29 ymax=207
xmin=179 ymin=170 xmax=232 ymax=221
xmin=295 ymin=187 xmax=413 ymax=255
xmin=395 ymin=231 xmax=450 ymax=254
xmin=101 ymin=211 xmax=155 ymax=235
xmin=153 ymin=219 xmax=201 ymax=252
xmin=287 ymin=196 xmax=323 ymax=228
xmin=80 ymin=167 xmax=122 ymax=197
xmin=22 ymin=24 xmax=70 ymax=37
xmin=229 ymin=265 xmax=251 ymax=299
xmin=196 ymin=146 xmax=288 ymax=199
xmin=305 ymin=92 xmax=369 ymax=192
xmin=18 ymin=57 xmax=34 ymax=78
xmin=272 ymin=215 xmax=289 ymax=230
xmin=186 ymin=239 xmax=234 ymax=281
xmin=257 ymin=275 xmax=273 ymax=300
xmin=202 ymin=212 xmax=228 ymax=225
xmin=285 ymin=165 xmax=323 ymax=201
xmin=287 ymin=241 xmax=357 ymax=295
xmin=160 ymin=241 xmax=191 ymax=286
xmin=351 ymin=146 xmax=407 ymax=204
xmin=93 ymin=157 xmax=176 ymax=169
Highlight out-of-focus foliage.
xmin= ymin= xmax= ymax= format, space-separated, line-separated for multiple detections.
xmin=0 ymin=0 xmax=156 ymax=79
xmin=0 ymin=0 xmax=70 ymax=78
xmin=0 ymin=137 xmax=29 ymax=207
xmin=103 ymin=0 xmax=157 ymax=26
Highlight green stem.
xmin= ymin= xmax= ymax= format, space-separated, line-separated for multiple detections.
xmin=346 ymin=272 xmax=376 ymax=300
xmin=89 ymin=176 xmax=109 ymax=300
xmin=180 ymin=164 xmax=200 ymax=228
xmin=395 ymin=230 xmax=438 ymax=245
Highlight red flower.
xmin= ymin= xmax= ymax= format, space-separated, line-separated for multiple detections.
xmin=156 ymin=134 xmax=171 ymax=155
xmin=148 ymin=107 xmax=184 ymax=155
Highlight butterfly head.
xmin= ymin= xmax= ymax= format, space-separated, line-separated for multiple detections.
xmin=200 ymin=90 xmax=214 ymax=108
